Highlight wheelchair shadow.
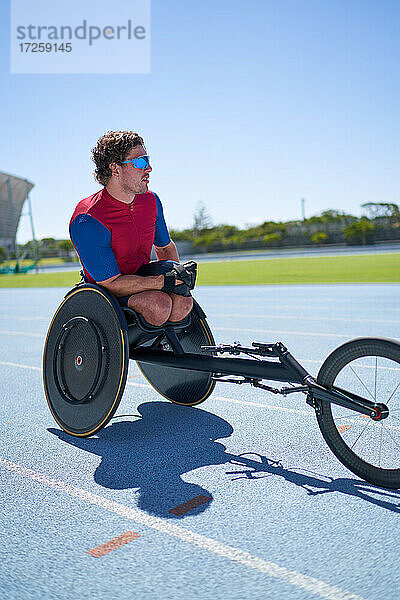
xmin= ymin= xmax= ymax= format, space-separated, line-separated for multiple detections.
xmin=48 ymin=401 xmax=234 ymax=518
xmin=48 ymin=402 xmax=400 ymax=517
xmin=225 ymin=453 xmax=400 ymax=514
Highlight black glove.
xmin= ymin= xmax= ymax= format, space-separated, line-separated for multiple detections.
xmin=161 ymin=261 xmax=197 ymax=296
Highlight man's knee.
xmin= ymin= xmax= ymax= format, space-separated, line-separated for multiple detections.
xmin=169 ymin=294 xmax=193 ymax=321
xmin=152 ymin=292 xmax=173 ymax=324
xmin=128 ymin=291 xmax=172 ymax=326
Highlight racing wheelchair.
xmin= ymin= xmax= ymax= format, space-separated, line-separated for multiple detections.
xmin=43 ymin=272 xmax=400 ymax=490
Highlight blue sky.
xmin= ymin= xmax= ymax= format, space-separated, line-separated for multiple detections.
xmin=1 ymin=0 xmax=399 ymax=242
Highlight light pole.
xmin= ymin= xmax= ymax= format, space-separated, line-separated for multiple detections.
xmin=301 ymin=198 xmax=305 ymax=221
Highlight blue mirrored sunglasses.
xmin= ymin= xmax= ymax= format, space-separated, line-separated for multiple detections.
xmin=121 ymin=155 xmax=151 ymax=169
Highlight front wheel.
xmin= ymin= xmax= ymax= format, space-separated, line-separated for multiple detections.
xmin=316 ymin=337 xmax=400 ymax=489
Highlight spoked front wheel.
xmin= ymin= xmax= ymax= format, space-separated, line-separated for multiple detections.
xmin=316 ymin=337 xmax=400 ymax=489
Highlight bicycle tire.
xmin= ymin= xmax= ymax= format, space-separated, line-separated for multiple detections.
xmin=316 ymin=337 xmax=400 ymax=489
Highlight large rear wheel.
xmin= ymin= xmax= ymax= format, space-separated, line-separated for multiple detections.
xmin=316 ymin=337 xmax=400 ymax=488
xmin=43 ymin=285 xmax=129 ymax=437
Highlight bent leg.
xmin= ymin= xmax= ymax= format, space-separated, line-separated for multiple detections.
xmin=168 ymin=294 xmax=193 ymax=322
xmin=127 ymin=291 xmax=172 ymax=326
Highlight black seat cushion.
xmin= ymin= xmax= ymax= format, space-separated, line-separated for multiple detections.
xmin=122 ymin=307 xmax=191 ymax=333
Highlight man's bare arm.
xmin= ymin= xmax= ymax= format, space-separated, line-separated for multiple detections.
xmin=99 ymin=241 xmax=181 ymax=297
xmin=154 ymin=240 xmax=179 ymax=262
xmin=98 ymin=273 xmax=164 ymax=297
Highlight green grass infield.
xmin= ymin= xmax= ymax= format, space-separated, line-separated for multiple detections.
xmin=0 ymin=253 xmax=398 ymax=288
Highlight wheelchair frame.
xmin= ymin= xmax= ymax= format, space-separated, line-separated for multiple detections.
xmin=44 ymin=283 xmax=400 ymax=489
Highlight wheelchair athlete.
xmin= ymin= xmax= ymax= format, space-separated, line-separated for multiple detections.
xmin=69 ymin=130 xmax=196 ymax=326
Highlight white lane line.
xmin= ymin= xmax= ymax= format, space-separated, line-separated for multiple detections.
xmin=2 ymin=358 xmax=398 ymax=395
xmin=0 ymin=362 xmax=309 ymax=415
xmin=126 ymin=383 xmax=311 ymax=415
xmin=208 ymin=293 xmax=400 ymax=302
xmin=3 ymin=335 xmax=398 ymax=372
xmin=214 ymin=327 xmax=349 ymax=339
xmin=214 ymin=396 xmax=310 ymax=415
xmin=209 ymin=312 xmax=400 ymax=325
xmin=0 ymin=360 xmax=41 ymax=371
xmin=126 ymin=382 xmax=311 ymax=415
xmin=0 ymin=326 xmax=345 ymax=340
xmin=0 ymin=456 xmax=364 ymax=600
xmin=3 ymin=311 xmax=399 ymax=325
xmin=0 ymin=315 xmax=48 ymax=321
xmin=126 ymin=381 xmax=152 ymax=389
xmin=0 ymin=325 xmax=396 ymax=343
xmin=0 ymin=329 xmax=44 ymax=338
xmin=209 ymin=300 xmax=400 ymax=309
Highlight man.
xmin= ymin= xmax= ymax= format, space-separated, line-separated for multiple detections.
xmin=69 ymin=131 xmax=193 ymax=326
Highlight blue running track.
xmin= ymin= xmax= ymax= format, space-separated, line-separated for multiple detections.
xmin=0 ymin=284 xmax=399 ymax=600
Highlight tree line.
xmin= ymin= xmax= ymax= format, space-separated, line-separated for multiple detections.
xmin=0 ymin=238 xmax=75 ymax=263
xmin=171 ymin=202 xmax=400 ymax=252
xmin=0 ymin=201 xmax=399 ymax=264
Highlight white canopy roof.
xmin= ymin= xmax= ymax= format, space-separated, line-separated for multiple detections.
xmin=0 ymin=171 xmax=34 ymax=250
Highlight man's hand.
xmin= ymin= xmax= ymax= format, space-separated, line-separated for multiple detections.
xmin=161 ymin=261 xmax=197 ymax=296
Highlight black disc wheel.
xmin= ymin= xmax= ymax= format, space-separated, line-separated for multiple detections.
xmin=316 ymin=337 xmax=400 ymax=488
xmin=136 ymin=307 xmax=216 ymax=406
xmin=43 ymin=285 xmax=129 ymax=437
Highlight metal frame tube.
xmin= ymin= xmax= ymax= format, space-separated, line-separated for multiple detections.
xmin=130 ymin=348 xmax=302 ymax=383
xmin=309 ymin=382 xmax=388 ymax=418
xmin=130 ymin=346 xmax=388 ymax=418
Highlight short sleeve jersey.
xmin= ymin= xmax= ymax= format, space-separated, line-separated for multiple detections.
xmin=69 ymin=188 xmax=170 ymax=283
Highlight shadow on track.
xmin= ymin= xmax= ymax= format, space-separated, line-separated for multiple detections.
xmin=227 ymin=452 xmax=400 ymax=513
xmin=48 ymin=401 xmax=234 ymax=518
xmin=48 ymin=402 xmax=400 ymax=517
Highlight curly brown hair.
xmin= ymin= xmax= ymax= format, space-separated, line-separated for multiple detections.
xmin=91 ymin=130 xmax=145 ymax=186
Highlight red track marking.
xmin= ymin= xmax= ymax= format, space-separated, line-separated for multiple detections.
xmin=337 ymin=424 xmax=353 ymax=433
xmin=168 ymin=495 xmax=212 ymax=516
xmin=87 ymin=531 xmax=140 ymax=557
xmin=127 ymin=375 xmax=140 ymax=379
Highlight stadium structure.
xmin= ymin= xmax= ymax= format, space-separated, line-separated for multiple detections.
xmin=0 ymin=171 xmax=35 ymax=267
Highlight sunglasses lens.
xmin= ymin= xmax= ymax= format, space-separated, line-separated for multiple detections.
xmin=136 ymin=156 xmax=149 ymax=169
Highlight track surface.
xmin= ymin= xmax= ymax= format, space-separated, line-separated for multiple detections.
xmin=0 ymin=284 xmax=399 ymax=600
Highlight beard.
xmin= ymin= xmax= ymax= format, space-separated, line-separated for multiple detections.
xmin=121 ymin=178 xmax=147 ymax=196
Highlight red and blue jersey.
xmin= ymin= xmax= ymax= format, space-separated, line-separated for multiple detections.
xmin=69 ymin=188 xmax=170 ymax=283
